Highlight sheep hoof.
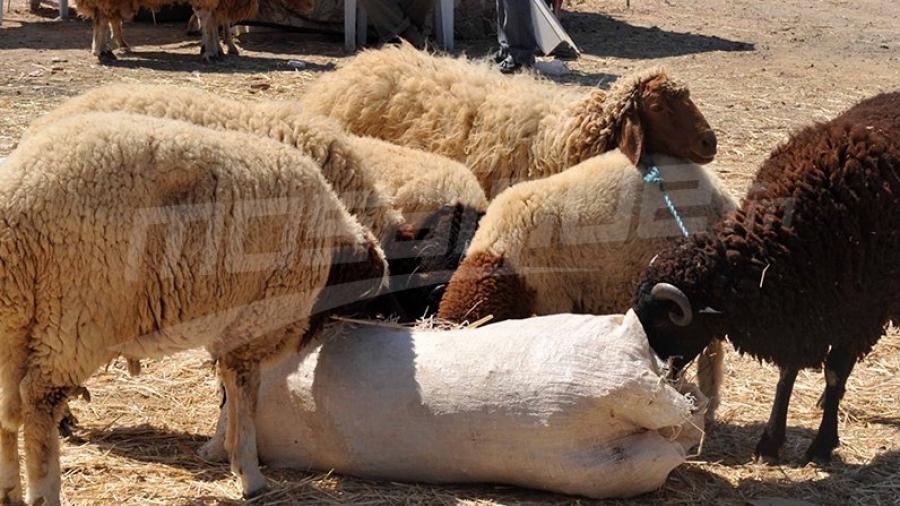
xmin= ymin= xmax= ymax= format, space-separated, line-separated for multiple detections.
xmin=752 ymin=431 xmax=783 ymax=464
xmin=58 ymin=414 xmax=77 ymax=439
xmin=803 ymin=435 xmax=839 ymax=465
xmin=202 ymin=51 xmax=224 ymax=63
xmin=97 ymin=50 xmax=117 ymax=63
xmin=0 ymin=486 xmax=23 ymax=506
xmin=24 ymin=495 xmax=56 ymax=506
xmin=197 ymin=438 xmax=228 ymax=463
xmin=240 ymin=472 xmax=267 ymax=499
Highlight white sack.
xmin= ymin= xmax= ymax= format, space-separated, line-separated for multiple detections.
xmin=204 ymin=311 xmax=705 ymax=499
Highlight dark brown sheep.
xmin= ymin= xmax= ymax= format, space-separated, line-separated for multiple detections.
xmin=634 ymin=91 xmax=900 ymax=464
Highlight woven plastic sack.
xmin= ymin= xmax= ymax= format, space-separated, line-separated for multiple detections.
xmin=203 ymin=311 xmax=705 ymax=498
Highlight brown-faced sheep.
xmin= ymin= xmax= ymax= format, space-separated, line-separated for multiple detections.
xmin=634 ymin=91 xmax=900 ymax=464
xmin=75 ymin=0 xmax=257 ymax=61
xmin=300 ymin=44 xmax=718 ymax=196
xmin=0 ymin=112 xmax=387 ymax=505
xmin=437 ymin=150 xmax=736 ymax=416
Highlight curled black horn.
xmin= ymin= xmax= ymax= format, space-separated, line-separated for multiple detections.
xmin=650 ymin=283 xmax=693 ymax=327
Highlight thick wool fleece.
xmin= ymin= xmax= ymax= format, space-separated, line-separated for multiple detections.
xmin=27 ymin=84 xmax=405 ymax=247
xmin=0 ymin=111 xmax=386 ymax=428
xmin=301 ymin=44 xmax=673 ymax=196
xmin=633 ymin=93 xmax=900 ymax=461
xmin=637 ymin=93 xmax=900 ymax=370
xmin=75 ymin=0 xmax=171 ymax=22
xmin=348 ymin=136 xmax=488 ymax=229
xmin=439 ymin=150 xmax=736 ymax=323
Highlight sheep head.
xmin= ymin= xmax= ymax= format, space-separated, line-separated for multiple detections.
xmin=376 ymin=204 xmax=484 ymax=322
xmin=310 ymin=233 xmax=389 ymax=320
xmin=630 ymin=75 xmax=717 ymax=165
xmin=633 ymin=237 xmax=727 ymax=375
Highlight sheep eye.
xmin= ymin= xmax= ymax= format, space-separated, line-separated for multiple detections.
xmin=648 ymin=102 xmax=665 ymax=113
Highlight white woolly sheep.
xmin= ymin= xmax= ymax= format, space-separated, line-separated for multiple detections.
xmin=0 ymin=112 xmax=387 ymax=504
xmin=75 ymin=0 xmax=257 ymax=61
xmin=300 ymin=44 xmax=718 ymax=196
xmin=27 ymin=84 xmax=407 ymax=249
xmin=437 ymin=150 xmax=737 ymax=418
xmin=30 ymin=84 xmax=487 ymax=320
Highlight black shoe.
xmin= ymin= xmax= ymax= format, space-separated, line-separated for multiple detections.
xmin=399 ymin=25 xmax=426 ymax=49
xmin=490 ymin=47 xmax=508 ymax=64
xmin=498 ymin=54 xmax=533 ymax=74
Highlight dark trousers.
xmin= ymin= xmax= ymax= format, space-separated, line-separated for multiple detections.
xmin=497 ymin=0 xmax=537 ymax=64
xmin=358 ymin=0 xmax=433 ymax=40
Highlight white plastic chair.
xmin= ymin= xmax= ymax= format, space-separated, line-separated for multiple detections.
xmin=344 ymin=0 xmax=453 ymax=52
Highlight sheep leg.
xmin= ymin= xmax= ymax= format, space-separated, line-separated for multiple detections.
xmin=0 ymin=428 xmax=21 ymax=505
xmin=696 ymin=339 xmax=724 ymax=423
xmin=198 ymin=381 xmax=228 ymax=462
xmin=0 ymin=343 xmax=25 ymax=504
xmin=219 ymin=362 xmax=267 ymax=498
xmin=110 ymin=19 xmax=131 ymax=53
xmin=186 ymin=13 xmax=201 ymax=36
xmin=805 ymin=349 xmax=854 ymax=464
xmin=20 ymin=376 xmax=62 ymax=506
xmin=753 ymin=366 xmax=797 ymax=462
xmin=91 ymin=16 xmax=116 ymax=61
xmin=197 ymin=10 xmax=222 ymax=62
xmin=223 ymin=24 xmax=240 ymax=56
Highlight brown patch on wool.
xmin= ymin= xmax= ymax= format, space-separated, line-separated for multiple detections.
xmin=438 ymin=251 xmax=535 ymax=324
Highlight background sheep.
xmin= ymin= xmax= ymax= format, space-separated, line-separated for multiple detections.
xmin=437 ymin=150 xmax=736 ymax=416
xmin=0 ymin=112 xmax=387 ymax=504
xmin=29 ymin=84 xmax=487 ymax=321
xmin=300 ymin=45 xmax=718 ymax=196
xmin=633 ymin=92 xmax=900 ymax=464
xmin=349 ymin=136 xmax=488 ymax=319
xmin=27 ymin=84 xmax=407 ymax=250
xmin=74 ymin=0 xmax=257 ymax=60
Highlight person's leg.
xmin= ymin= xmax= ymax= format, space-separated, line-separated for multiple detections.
xmin=358 ymin=0 xmax=424 ymax=46
xmin=496 ymin=0 xmax=537 ymax=72
xmin=495 ymin=0 xmax=510 ymax=57
xmin=400 ymin=0 xmax=433 ymax=30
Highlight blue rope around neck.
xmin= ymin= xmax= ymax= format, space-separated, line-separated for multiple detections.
xmin=641 ymin=156 xmax=691 ymax=238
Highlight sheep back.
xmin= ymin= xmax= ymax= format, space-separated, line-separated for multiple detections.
xmin=3 ymin=112 xmax=384 ymax=386
xmin=300 ymin=44 xmax=588 ymax=196
xmin=439 ymin=150 xmax=735 ymax=323
xmin=28 ymin=84 xmax=405 ymax=247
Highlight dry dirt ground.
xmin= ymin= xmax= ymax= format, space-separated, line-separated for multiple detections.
xmin=1 ymin=0 xmax=899 ymax=504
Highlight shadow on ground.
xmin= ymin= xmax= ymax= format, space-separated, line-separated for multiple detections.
xmin=0 ymin=17 xmax=338 ymax=72
xmin=72 ymin=423 xmax=230 ymax=482
xmin=70 ymin=418 xmax=898 ymax=505
xmin=561 ymin=10 xmax=754 ymax=59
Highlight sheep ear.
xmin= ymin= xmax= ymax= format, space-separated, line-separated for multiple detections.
xmin=618 ymin=109 xmax=644 ymax=165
